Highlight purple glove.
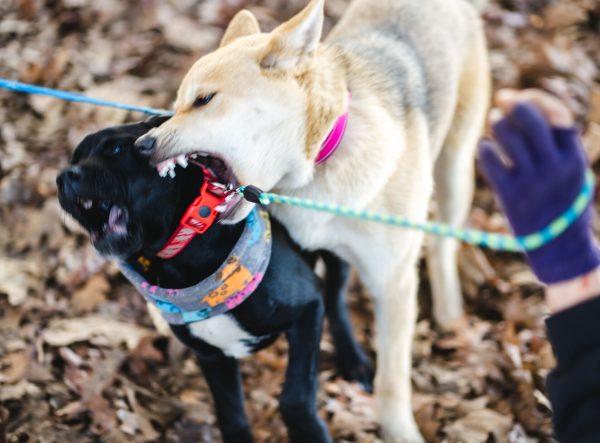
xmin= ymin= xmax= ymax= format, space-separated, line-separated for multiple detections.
xmin=478 ymin=102 xmax=600 ymax=284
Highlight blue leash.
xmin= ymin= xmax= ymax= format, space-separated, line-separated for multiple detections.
xmin=0 ymin=78 xmax=173 ymax=116
xmin=1 ymin=78 xmax=595 ymax=253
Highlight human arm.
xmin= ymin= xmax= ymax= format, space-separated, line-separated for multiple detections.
xmin=478 ymin=89 xmax=600 ymax=442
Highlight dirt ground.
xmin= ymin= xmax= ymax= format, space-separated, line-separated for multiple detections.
xmin=1 ymin=0 xmax=599 ymax=442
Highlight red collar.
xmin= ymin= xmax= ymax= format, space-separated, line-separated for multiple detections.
xmin=157 ymin=95 xmax=350 ymax=260
xmin=156 ymin=167 xmax=227 ymax=260
xmin=315 ymin=92 xmax=351 ymax=164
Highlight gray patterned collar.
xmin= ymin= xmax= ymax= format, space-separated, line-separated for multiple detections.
xmin=119 ymin=208 xmax=272 ymax=325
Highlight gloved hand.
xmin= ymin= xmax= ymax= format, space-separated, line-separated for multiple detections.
xmin=478 ymin=100 xmax=600 ymax=284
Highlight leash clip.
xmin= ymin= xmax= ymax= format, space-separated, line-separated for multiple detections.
xmin=239 ymin=185 xmax=265 ymax=204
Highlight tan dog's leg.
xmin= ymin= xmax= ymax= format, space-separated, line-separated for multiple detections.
xmin=427 ymin=30 xmax=490 ymax=329
xmin=375 ymin=267 xmax=423 ymax=443
xmin=361 ymin=230 xmax=426 ymax=443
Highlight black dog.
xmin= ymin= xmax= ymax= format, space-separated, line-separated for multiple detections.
xmin=56 ymin=117 xmax=372 ymax=443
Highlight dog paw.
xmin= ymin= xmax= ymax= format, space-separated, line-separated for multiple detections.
xmin=222 ymin=428 xmax=254 ymax=443
xmin=337 ymin=357 xmax=374 ymax=392
xmin=381 ymin=427 xmax=426 ymax=443
xmin=379 ymin=411 xmax=425 ymax=443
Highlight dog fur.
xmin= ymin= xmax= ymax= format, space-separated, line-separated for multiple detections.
xmin=139 ymin=1 xmax=490 ymax=440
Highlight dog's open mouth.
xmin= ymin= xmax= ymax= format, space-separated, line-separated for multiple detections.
xmin=74 ymin=196 xmax=129 ymax=243
xmin=154 ymin=152 xmax=243 ymax=221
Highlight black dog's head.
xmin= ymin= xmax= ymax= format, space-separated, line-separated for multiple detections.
xmin=56 ymin=116 xmax=203 ymax=259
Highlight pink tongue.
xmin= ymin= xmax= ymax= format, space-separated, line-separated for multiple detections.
xmin=108 ymin=206 xmax=127 ymax=234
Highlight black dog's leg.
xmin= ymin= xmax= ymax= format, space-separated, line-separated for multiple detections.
xmin=197 ymin=355 xmax=253 ymax=443
xmin=280 ymin=300 xmax=332 ymax=443
xmin=321 ymin=250 xmax=374 ymax=392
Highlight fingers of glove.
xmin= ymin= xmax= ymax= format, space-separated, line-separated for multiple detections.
xmin=507 ymin=102 xmax=561 ymax=163
xmin=492 ymin=117 xmax=534 ymax=173
xmin=496 ymin=89 xmax=574 ymax=128
xmin=552 ymin=127 xmax=588 ymax=166
xmin=478 ymin=139 xmax=510 ymax=189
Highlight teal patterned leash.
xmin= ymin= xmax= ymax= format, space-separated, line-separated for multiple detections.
xmin=238 ymin=169 xmax=595 ymax=253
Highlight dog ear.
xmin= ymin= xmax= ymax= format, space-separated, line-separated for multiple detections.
xmin=143 ymin=115 xmax=170 ymax=128
xmin=220 ymin=10 xmax=261 ymax=47
xmin=261 ymin=0 xmax=324 ymax=72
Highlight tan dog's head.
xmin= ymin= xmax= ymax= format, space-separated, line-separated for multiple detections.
xmin=136 ymin=0 xmax=340 ymax=223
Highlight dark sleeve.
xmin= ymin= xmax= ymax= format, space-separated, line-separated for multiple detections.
xmin=545 ymin=295 xmax=600 ymax=442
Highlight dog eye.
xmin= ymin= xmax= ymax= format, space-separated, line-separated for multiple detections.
xmin=193 ymin=93 xmax=216 ymax=108
xmin=110 ymin=145 xmax=122 ymax=155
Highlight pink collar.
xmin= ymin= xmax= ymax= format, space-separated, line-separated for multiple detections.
xmin=314 ymin=93 xmax=351 ymax=165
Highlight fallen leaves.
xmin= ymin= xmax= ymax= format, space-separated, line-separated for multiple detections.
xmin=71 ymin=274 xmax=109 ymax=313
xmin=42 ymin=315 xmax=152 ymax=350
xmin=0 ymin=257 xmax=42 ymax=305
xmin=445 ymin=409 xmax=513 ymax=443
xmin=0 ymin=351 xmax=29 ymax=384
xmin=1 ymin=0 xmax=599 ymax=441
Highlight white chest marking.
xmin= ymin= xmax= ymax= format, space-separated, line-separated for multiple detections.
xmin=187 ymin=315 xmax=257 ymax=358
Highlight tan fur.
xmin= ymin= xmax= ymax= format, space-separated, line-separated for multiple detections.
xmin=297 ymin=48 xmax=348 ymax=157
xmin=220 ymin=10 xmax=261 ymax=48
xmin=141 ymin=1 xmax=491 ymax=441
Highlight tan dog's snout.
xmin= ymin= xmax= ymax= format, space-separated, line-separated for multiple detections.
xmin=134 ymin=133 xmax=157 ymax=155
xmin=135 ymin=126 xmax=174 ymax=163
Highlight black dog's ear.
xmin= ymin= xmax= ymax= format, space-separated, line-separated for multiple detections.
xmin=143 ymin=115 xmax=171 ymax=128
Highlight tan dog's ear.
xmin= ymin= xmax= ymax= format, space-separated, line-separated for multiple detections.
xmin=220 ymin=10 xmax=261 ymax=47
xmin=261 ymin=0 xmax=324 ymax=71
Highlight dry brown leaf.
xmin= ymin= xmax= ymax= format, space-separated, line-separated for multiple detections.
xmin=0 ymin=257 xmax=42 ymax=305
xmin=71 ymin=274 xmax=109 ymax=312
xmin=160 ymin=15 xmax=221 ymax=52
xmin=444 ymin=409 xmax=513 ymax=443
xmin=0 ymin=379 xmax=41 ymax=401
xmin=544 ymin=2 xmax=587 ymax=29
xmin=43 ymin=315 xmax=152 ymax=350
xmin=87 ymin=394 xmax=118 ymax=434
xmin=0 ymin=351 xmax=29 ymax=384
xmin=55 ymin=401 xmax=87 ymax=419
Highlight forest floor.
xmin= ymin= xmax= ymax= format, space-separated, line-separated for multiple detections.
xmin=1 ymin=0 xmax=599 ymax=441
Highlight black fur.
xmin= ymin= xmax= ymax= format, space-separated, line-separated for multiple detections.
xmin=56 ymin=117 xmax=373 ymax=443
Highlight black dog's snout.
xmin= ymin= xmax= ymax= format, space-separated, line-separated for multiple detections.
xmin=56 ymin=167 xmax=81 ymax=190
xmin=135 ymin=136 xmax=156 ymax=155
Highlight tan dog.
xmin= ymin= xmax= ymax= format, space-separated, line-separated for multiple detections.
xmin=139 ymin=0 xmax=490 ymax=440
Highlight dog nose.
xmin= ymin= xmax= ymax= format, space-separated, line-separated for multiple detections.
xmin=135 ymin=136 xmax=156 ymax=155
xmin=56 ymin=167 xmax=81 ymax=189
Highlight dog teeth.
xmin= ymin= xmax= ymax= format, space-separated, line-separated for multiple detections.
xmin=77 ymin=198 xmax=93 ymax=210
xmin=157 ymin=157 xmax=177 ymax=178
xmin=168 ymin=168 xmax=176 ymax=178
xmin=176 ymin=154 xmax=188 ymax=168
